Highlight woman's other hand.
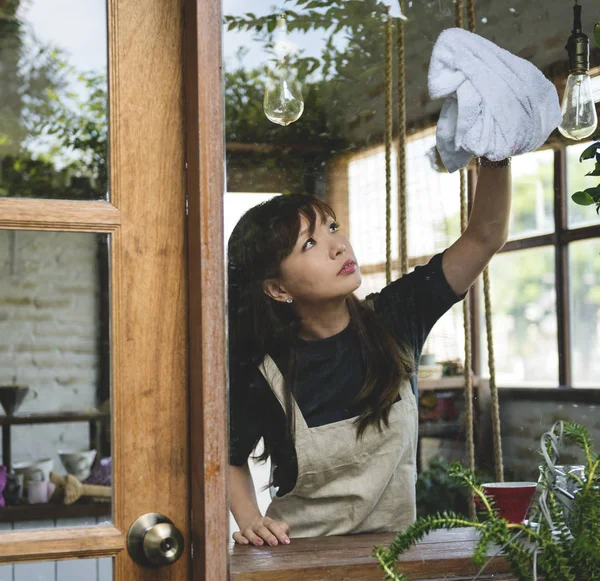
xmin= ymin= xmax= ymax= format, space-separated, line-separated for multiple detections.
xmin=232 ymin=516 xmax=291 ymax=546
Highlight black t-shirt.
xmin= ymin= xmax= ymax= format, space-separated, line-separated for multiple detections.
xmin=228 ymin=251 xmax=465 ymax=496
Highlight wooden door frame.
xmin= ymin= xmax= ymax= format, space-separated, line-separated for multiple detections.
xmin=184 ymin=1 xmax=229 ymax=580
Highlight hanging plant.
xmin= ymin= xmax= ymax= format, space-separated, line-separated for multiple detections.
xmin=572 ymin=135 xmax=600 ymax=214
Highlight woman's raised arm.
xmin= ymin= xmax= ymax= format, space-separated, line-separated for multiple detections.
xmin=442 ymin=162 xmax=512 ymax=296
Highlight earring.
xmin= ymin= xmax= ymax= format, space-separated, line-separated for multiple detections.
xmin=286 ymin=298 xmax=293 ymax=304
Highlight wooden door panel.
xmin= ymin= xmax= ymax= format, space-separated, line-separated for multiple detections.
xmin=0 ymin=0 xmax=190 ymax=579
xmin=109 ymin=0 xmax=188 ymax=574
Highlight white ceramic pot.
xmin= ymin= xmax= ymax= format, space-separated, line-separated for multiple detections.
xmin=13 ymin=458 xmax=54 ymax=483
xmin=58 ymin=449 xmax=97 ymax=481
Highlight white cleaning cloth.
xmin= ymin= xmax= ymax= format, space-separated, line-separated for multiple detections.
xmin=428 ymin=28 xmax=562 ymax=173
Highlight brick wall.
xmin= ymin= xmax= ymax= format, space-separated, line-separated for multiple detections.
xmin=499 ymin=396 xmax=600 ymax=481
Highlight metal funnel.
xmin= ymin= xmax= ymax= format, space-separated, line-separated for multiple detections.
xmin=0 ymin=385 xmax=29 ymax=416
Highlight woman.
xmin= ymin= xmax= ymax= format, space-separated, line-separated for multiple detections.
xmin=228 ymin=157 xmax=511 ymax=546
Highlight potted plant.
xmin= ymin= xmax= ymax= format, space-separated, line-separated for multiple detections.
xmin=373 ymin=421 xmax=600 ymax=581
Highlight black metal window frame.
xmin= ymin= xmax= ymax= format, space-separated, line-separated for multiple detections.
xmin=469 ymin=148 xmax=600 ymax=389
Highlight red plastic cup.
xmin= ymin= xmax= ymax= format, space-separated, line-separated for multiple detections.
xmin=480 ymin=482 xmax=537 ymax=523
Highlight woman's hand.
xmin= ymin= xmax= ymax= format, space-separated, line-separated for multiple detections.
xmin=232 ymin=516 xmax=291 ymax=546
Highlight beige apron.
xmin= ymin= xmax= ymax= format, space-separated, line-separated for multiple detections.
xmin=259 ymin=354 xmax=418 ymax=538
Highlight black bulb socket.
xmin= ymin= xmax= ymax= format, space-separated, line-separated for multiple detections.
xmin=566 ymin=32 xmax=590 ymax=75
xmin=566 ymin=4 xmax=590 ymax=75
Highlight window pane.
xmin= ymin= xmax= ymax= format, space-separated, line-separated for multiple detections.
xmin=406 ymin=133 xmax=461 ymax=257
xmin=566 ymin=141 xmax=600 ymax=229
xmin=508 ymin=150 xmax=554 ymax=240
xmin=0 ymin=230 xmax=112 ymax=527
xmin=347 ymin=133 xmax=461 ymax=267
xmin=348 ymin=147 xmax=399 ymax=266
xmin=481 ymin=248 xmax=558 ymax=386
xmin=569 ymin=238 xmax=600 ymax=387
xmin=0 ymin=1 xmax=108 ymax=201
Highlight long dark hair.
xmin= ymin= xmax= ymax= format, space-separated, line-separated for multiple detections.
xmin=227 ymin=194 xmax=414 ymax=468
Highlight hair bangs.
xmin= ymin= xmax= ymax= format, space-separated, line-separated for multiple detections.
xmin=297 ymin=198 xmax=336 ymax=240
xmin=267 ymin=197 xmax=337 ymax=268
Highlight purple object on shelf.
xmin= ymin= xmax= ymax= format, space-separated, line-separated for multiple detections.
xmin=84 ymin=457 xmax=112 ymax=486
xmin=0 ymin=465 xmax=7 ymax=508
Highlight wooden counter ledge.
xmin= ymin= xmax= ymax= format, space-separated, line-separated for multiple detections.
xmin=229 ymin=527 xmax=516 ymax=581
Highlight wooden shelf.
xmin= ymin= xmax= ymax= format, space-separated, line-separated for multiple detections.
xmin=0 ymin=411 xmax=109 ymax=426
xmin=0 ymin=411 xmax=110 ymax=475
xmin=0 ymin=502 xmax=111 ymax=523
xmin=418 ymin=376 xmax=481 ymax=391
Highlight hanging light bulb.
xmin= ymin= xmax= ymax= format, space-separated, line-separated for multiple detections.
xmin=558 ymin=2 xmax=598 ymax=141
xmin=263 ymin=15 xmax=304 ymax=126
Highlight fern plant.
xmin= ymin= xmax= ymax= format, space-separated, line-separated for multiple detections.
xmin=373 ymin=422 xmax=600 ymax=581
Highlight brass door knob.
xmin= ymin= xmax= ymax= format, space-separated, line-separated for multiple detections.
xmin=127 ymin=513 xmax=185 ymax=567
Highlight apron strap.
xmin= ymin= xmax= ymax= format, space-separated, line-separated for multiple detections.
xmin=259 ymin=355 xmax=309 ymax=432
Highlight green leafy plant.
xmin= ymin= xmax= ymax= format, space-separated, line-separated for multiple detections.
xmin=373 ymin=422 xmax=600 ymax=581
xmin=572 ymin=130 xmax=600 ymax=214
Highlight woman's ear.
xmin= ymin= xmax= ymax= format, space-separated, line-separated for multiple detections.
xmin=263 ymin=279 xmax=290 ymax=303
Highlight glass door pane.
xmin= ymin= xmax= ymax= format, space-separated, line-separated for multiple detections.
xmin=0 ymin=0 xmax=108 ymax=201
xmin=0 ymin=230 xmax=111 ymax=528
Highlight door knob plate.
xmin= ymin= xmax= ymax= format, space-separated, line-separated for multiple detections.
xmin=127 ymin=513 xmax=185 ymax=568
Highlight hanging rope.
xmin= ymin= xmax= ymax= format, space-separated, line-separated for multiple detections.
xmin=397 ymin=0 xmax=408 ymax=275
xmin=454 ymin=0 xmax=476 ymax=521
xmin=384 ymin=14 xmax=394 ymax=285
xmin=384 ymin=0 xmax=504 ymax=504
xmin=467 ymin=0 xmax=476 ymax=36
xmin=484 ymin=267 xmax=504 ymax=481
xmin=455 ymin=0 xmax=464 ymax=29
xmin=458 ymin=0 xmax=505 ymax=493
xmin=459 ymin=169 xmax=476 ymax=521
xmin=463 ymin=0 xmax=505 ymax=483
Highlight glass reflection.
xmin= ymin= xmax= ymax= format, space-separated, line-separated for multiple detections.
xmin=0 ymin=1 xmax=108 ymax=201
xmin=0 ymin=230 xmax=111 ymax=526
xmin=224 ymin=0 xmax=600 ymax=548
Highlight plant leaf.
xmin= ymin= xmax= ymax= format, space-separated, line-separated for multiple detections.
xmin=572 ymin=191 xmax=595 ymax=206
xmin=594 ymin=22 xmax=600 ymax=49
xmin=585 ymin=162 xmax=600 ymax=177
xmin=585 ymin=186 xmax=600 ymax=200
xmin=579 ymin=142 xmax=600 ymax=162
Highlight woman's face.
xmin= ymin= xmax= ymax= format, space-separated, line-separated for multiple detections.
xmin=271 ymin=211 xmax=362 ymax=304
